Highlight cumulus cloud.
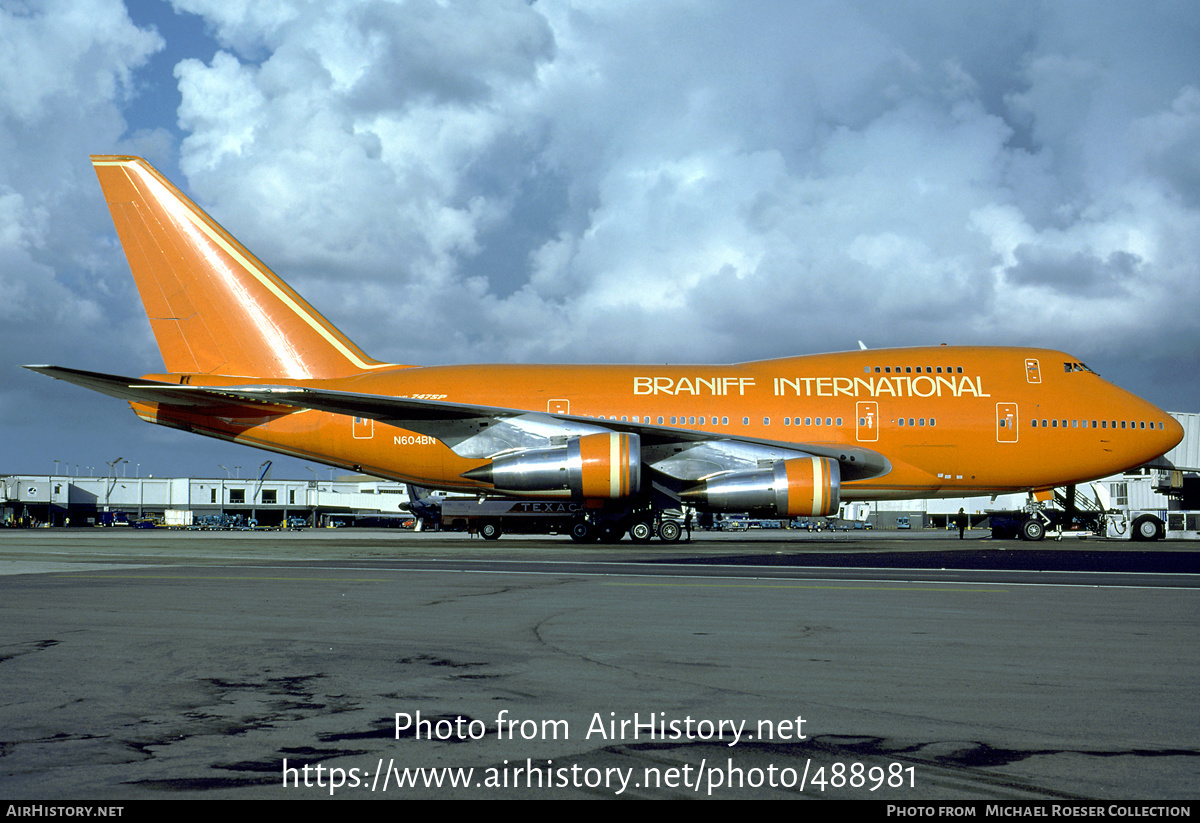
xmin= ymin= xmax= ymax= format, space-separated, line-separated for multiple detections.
xmin=0 ymin=0 xmax=168 ymax=469
xmin=7 ymin=0 xmax=1200 ymax=474
xmin=0 ymin=0 xmax=163 ymax=356
xmin=150 ymin=1 xmax=1200 ymax=387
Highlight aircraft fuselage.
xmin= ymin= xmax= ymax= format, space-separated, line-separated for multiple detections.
xmin=135 ymin=345 xmax=1181 ymax=500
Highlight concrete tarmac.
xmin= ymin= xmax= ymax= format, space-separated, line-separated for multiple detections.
xmin=0 ymin=528 xmax=1197 ymax=800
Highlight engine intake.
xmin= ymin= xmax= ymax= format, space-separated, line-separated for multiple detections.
xmin=680 ymin=456 xmax=840 ymax=517
xmin=462 ymin=432 xmax=640 ymax=499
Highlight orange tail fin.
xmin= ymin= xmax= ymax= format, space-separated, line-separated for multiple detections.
xmin=92 ymin=155 xmax=394 ymax=379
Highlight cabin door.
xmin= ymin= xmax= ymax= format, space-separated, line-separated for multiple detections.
xmin=996 ymin=403 xmax=1018 ymax=443
xmin=352 ymin=416 xmax=374 ymax=439
xmin=856 ymin=401 xmax=879 ymax=442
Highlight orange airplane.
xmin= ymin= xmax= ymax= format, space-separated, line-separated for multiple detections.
xmin=27 ymin=156 xmax=1184 ymax=541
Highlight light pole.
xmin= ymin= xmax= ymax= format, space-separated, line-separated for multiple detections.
xmin=105 ymin=458 xmax=124 ymax=513
xmin=305 ymin=466 xmax=319 ymax=527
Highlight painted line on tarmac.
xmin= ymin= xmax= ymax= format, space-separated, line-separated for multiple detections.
xmin=45 ymin=561 xmax=1198 ymax=591
xmin=51 ymin=564 xmax=1002 ymax=592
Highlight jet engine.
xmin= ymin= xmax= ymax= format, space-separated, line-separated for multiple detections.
xmin=461 ymin=432 xmax=641 ymax=498
xmin=679 ymin=456 xmax=840 ymax=517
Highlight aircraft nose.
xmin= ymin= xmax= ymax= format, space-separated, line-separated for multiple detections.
xmin=1161 ymin=413 xmax=1185 ymax=456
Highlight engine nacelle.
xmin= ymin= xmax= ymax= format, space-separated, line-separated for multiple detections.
xmin=464 ymin=432 xmax=641 ymax=498
xmin=680 ymin=456 xmax=840 ymax=517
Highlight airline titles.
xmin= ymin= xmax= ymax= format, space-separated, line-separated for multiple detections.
xmin=633 ymin=375 xmax=990 ymax=398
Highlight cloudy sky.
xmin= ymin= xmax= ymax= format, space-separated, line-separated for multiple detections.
xmin=3 ymin=0 xmax=1199 ymax=479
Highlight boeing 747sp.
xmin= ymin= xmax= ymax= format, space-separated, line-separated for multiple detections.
xmin=26 ymin=156 xmax=1184 ymax=541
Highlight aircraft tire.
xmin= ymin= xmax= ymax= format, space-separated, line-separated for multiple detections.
xmin=629 ymin=521 xmax=653 ymax=543
xmin=479 ymin=521 xmax=502 ymax=540
xmin=1020 ymin=518 xmax=1045 ymax=541
xmin=570 ymin=520 xmax=596 ymax=543
xmin=1131 ymin=514 xmax=1164 ymax=542
xmin=658 ymin=520 xmax=682 ymax=542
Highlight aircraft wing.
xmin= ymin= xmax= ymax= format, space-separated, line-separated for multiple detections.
xmin=25 ymin=366 xmax=891 ymax=482
xmin=129 ymin=380 xmax=889 ymax=481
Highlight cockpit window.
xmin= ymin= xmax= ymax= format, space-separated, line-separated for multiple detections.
xmin=1063 ymin=362 xmax=1095 ymax=374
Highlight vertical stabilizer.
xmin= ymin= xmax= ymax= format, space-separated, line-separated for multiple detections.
xmin=92 ymin=155 xmax=392 ymax=379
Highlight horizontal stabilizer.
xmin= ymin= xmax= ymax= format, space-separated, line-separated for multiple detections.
xmin=22 ymin=366 xmax=296 ymax=414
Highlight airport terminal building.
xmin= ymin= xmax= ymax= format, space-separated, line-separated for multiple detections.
xmin=0 ymin=474 xmax=411 ymax=529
